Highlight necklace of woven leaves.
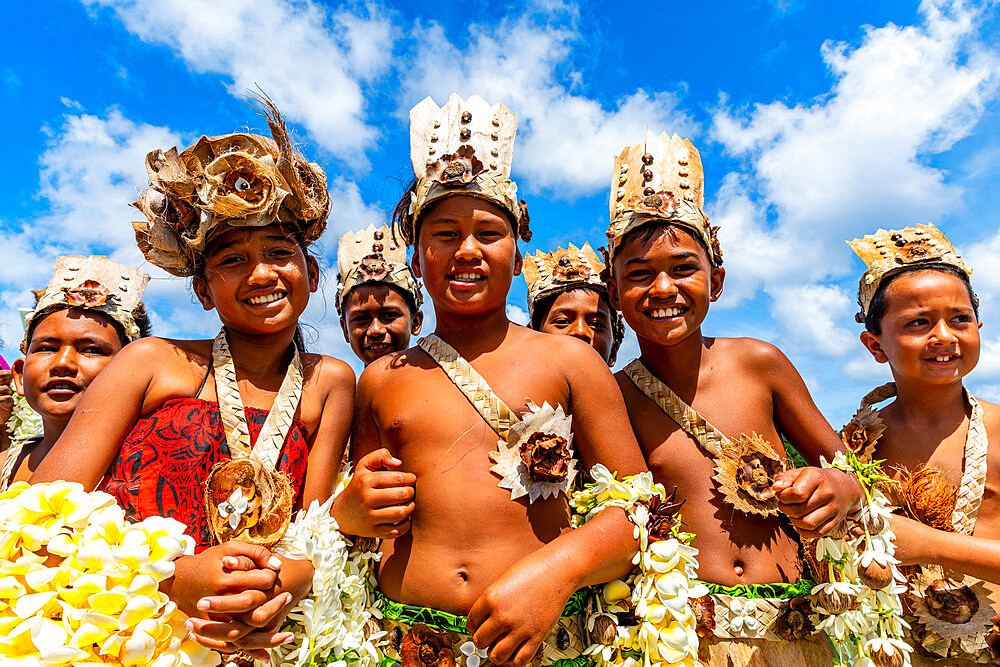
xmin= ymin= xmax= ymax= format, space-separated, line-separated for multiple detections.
xmin=203 ymin=327 xmax=303 ymax=548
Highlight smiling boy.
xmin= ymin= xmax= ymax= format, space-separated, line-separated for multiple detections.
xmin=523 ymin=243 xmax=623 ymax=365
xmin=605 ymin=131 xmax=864 ymax=664
xmin=334 ymin=94 xmax=649 ymax=667
xmin=337 ymin=224 xmax=423 ymax=366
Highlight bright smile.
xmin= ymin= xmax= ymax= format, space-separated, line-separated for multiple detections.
xmin=447 ymin=271 xmax=486 ymax=286
xmin=43 ymin=380 xmax=80 ymax=398
xmin=644 ymin=305 xmax=687 ymax=320
xmin=925 ymin=354 xmax=959 ymax=365
xmin=244 ymin=291 xmax=287 ymax=307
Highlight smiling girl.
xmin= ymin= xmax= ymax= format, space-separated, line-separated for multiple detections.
xmin=30 ymin=101 xmax=356 ymax=660
xmin=848 ymin=223 xmax=1000 ymax=664
xmin=2 ymin=255 xmax=151 ymax=488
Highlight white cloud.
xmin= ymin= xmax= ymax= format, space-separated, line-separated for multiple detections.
xmin=83 ymin=0 xmax=396 ymax=163
xmin=768 ymin=284 xmax=856 ymax=356
xmin=506 ymin=304 xmax=529 ymax=326
xmin=398 ymin=14 xmax=696 ymax=197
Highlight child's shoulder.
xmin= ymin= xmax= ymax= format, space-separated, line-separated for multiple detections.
xmin=509 ymin=324 xmax=598 ymax=360
xmin=974 ymin=395 xmax=1000 ymax=442
xmin=301 ymin=353 xmax=355 ymax=391
xmin=709 ymin=336 xmax=788 ymax=363
xmin=119 ymin=336 xmax=210 ymax=365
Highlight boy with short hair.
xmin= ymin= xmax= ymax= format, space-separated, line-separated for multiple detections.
xmin=523 ymin=243 xmax=623 ymax=365
xmin=336 ymin=224 xmax=424 ymax=366
xmin=336 ymin=94 xmax=651 ymax=667
xmin=3 ymin=255 xmax=150 ymax=488
xmin=605 ymin=131 xmax=865 ymax=664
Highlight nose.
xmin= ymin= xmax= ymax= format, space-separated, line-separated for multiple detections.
xmin=50 ymin=345 xmax=79 ymax=375
xmin=248 ymin=259 xmax=279 ymax=285
xmin=930 ymin=318 xmax=958 ymax=345
xmin=454 ymin=233 xmax=483 ymax=261
xmin=366 ymin=319 xmax=387 ymax=339
xmin=566 ymin=316 xmax=594 ymax=345
xmin=648 ymin=271 xmax=678 ymax=298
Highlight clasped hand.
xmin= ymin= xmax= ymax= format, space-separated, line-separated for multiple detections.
xmin=166 ymin=540 xmax=313 ymax=660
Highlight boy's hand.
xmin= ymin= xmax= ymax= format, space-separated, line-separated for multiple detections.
xmin=466 ymin=554 xmax=570 ymax=667
xmin=163 ymin=541 xmax=282 ymax=618
xmin=773 ymin=467 xmax=863 ymax=538
xmin=332 ymin=448 xmax=415 ymax=539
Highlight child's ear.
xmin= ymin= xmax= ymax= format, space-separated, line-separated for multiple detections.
xmin=192 ymin=276 xmax=215 ymax=312
xmin=979 ymin=320 xmax=984 ymax=330
xmin=410 ymin=254 xmax=422 ymax=280
xmin=860 ymin=331 xmax=888 ymax=364
xmin=306 ymin=255 xmax=320 ymax=293
xmin=11 ymin=358 xmax=25 ymax=397
xmin=709 ymin=267 xmax=726 ymax=302
xmin=607 ymin=275 xmax=621 ymax=311
xmin=339 ymin=315 xmax=350 ymax=345
xmin=410 ymin=310 xmax=424 ymax=336
xmin=513 ymin=245 xmax=523 ymax=277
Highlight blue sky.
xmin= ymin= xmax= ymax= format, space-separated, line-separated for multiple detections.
xmin=1 ymin=0 xmax=999 ymax=426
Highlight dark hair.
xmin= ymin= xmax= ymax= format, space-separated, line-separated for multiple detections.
xmin=390 ymin=178 xmax=529 ymax=247
xmin=864 ymin=263 xmax=979 ymax=335
xmin=340 ymin=282 xmax=419 ymax=320
xmin=611 ymin=222 xmax=712 ymax=274
xmin=24 ymin=302 xmax=153 ymax=352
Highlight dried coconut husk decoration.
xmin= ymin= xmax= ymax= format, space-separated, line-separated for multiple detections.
xmin=907 ymin=565 xmax=997 ymax=641
xmin=132 ymin=91 xmax=329 ymax=276
xmin=713 ymin=432 xmax=786 ymax=516
xmin=899 ymin=465 xmax=958 ymax=532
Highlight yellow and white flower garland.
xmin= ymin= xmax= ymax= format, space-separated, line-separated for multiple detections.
xmin=813 ymin=452 xmax=911 ymax=667
xmin=0 ymin=481 xmax=217 ymax=666
xmin=571 ymin=465 xmax=705 ymax=667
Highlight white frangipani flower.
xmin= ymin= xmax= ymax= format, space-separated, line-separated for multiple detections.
xmin=217 ymin=487 xmax=249 ymax=531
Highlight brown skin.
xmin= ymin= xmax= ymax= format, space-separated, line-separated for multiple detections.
xmin=860 ymin=270 xmax=1000 ymax=584
xmin=334 ymin=196 xmax=647 ymax=667
xmin=608 ymin=226 xmax=863 ymax=586
xmin=538 ymin=288 xmax=616 ymax=365
xmin=340 ymin=283 xmax=423 ymax=366
xmin=2 ymin=308 xmax=124 ymax=481
xmin=30 ymin=225 xmax=356 ymax=658
xmin=0 ymin=368 xmax=12 ymax=451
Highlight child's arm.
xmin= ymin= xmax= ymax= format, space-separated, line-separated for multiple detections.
xmin=331 ymin=360 xmax=416 ymax=538
xmin=467 ymin=338 xmax=646 ymax=666
xmin=0 ymin=368 xmax=12 ymax=451
xmin=750 ymin=341 xmax=864 ymax=536
xmin=891 ymin=514 xmax=1000 ymax=584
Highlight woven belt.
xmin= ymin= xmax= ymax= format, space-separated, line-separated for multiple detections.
xmin=700 ymin=579 xmax=817 ymax=641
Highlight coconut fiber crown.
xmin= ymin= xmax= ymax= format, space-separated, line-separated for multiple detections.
xmin=23 ymin=255 xmax=150 ymax=352
xmin=132 ymin=96 xmax=330 ymax=276
xmin=848 ymin=223 xmax=971 ymax=322
xmin=605 ymin=130 xmax=720 ymax=267
xmin=403 ymin=93 xmax=530 ymax=245
xmin=335 ymin=224 xmax=422 ymax=314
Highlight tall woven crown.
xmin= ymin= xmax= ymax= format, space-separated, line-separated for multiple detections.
xmin=403 ymin=93 xmax=530 ymax=244
xmin=523 ymin=243 xmax=607 ymax=316
xmin=605 ymin=131 xmax=719 ymax=266
xmin=132 ymin=95 xmax=330 ymax=276
xmin=848 ymin=223 xmax=971 ymax=321
xmin=23 ymin=255 xmax=150 ymax=351
xmin=336 ymin=224 xmax=422 ymax=314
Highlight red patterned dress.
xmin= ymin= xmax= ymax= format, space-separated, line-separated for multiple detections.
xmin=100 ymin=397 xmax=310 ymax=552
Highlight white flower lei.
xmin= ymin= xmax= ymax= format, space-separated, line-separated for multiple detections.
xmin=0 ymin=481 xmax=217 ymax=666
xmin=814 ymin=452 xmax=911 ymax=667
xmin=270 ymin=472 xmax=383 ymax=667
xmin=6 ymin=392 xmax=42 ymax=442
xmin=571 ymin=464 xmax=705 ymax=667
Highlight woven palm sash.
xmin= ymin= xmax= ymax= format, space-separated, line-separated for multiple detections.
xmin=417 ymin=334 xmax=520 ymax=441
xmin=861 ymin=382 xmax=987 ymax=535
xmin=623 ymin=358 xmax=726 ymax=457
xmin=212 ymin=328 xmax=303 ymax=468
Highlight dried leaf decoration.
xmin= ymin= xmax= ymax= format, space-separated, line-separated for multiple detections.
xmin=646 ymin=488 xmax=684 ymax=542
xmin=519 ymin=432 xmax=572 ymax=483
xmin=713 ymin=432 xmax=786 ymax=516
xmin=841 ymin=406 xmax=886 ymax=463
xmin=426 ymin=144 xmax=484 ymax=186
xmin=399 ymin=624 xmax=456 ymax=667
xmin=908 ymin=565 xmax=998 ymax=641
xmin=131 ymin=92 xmax=329 ymax=276
xmin=204 ymin=456 xmax=293 ymax=548
xmin=774 ymin=597 xmax=815 ymax=641
xmin=62 ymin=280 xmax=111 ymax=308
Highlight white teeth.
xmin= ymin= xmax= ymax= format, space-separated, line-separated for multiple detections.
xmin=453 ymin=273 xmax=482 ymax=281
xmin=248 ymin=292 xmax=285 ymax=305
xmin=650 ymin=307 xmax=683 ymax=318
xmin=935 ymin=355 xmax=953 ymax=362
